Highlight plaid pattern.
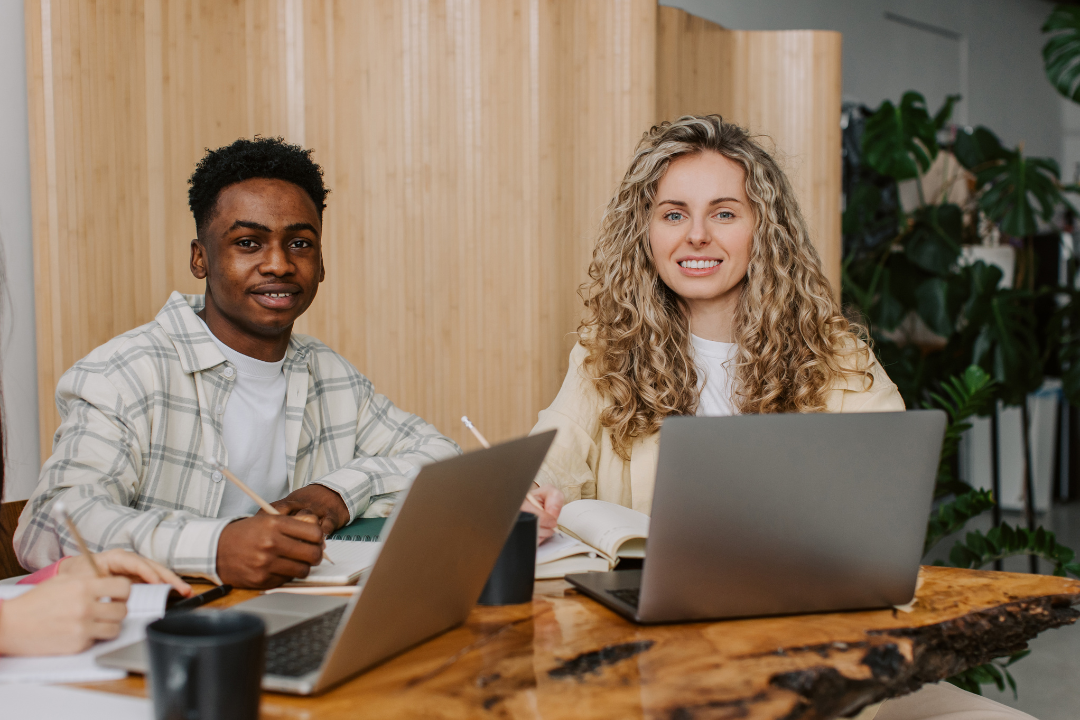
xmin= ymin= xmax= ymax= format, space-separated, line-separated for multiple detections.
xmin=14 ymin=292 xmax=460 ymax=581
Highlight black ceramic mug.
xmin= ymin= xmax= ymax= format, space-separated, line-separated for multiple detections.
xmin=147 ymin=610 xmax=266 ymax=720
xmin=478 ymin=511 xmax=537 ymax=605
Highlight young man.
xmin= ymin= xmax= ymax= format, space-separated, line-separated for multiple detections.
xmin=15 ymin=138 xmax=553 ymax=589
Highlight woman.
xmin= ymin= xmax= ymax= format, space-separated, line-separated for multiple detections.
xmin=532 ymin=116 xmax=1033 ymax=720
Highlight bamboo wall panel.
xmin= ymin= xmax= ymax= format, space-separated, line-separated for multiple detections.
xmin=26 ymin=0 xmax=656 ymax=458
xmin=656 ymin=7 xmax=843 ymax=296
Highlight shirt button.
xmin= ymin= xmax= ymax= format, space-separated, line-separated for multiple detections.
xmin=211 ymin=471 xmax=223 ymax=482
xmin=215 ymin=405 xmax=224 ymax=415
xmin=223 ymin=367 xmax=235 ymax=378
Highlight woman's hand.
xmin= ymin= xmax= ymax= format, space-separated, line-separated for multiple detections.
xmin=60 ymin=549 xmax=193 ymax=597
xmin=0 ymin=575 xmax=132 ymax=656
xmin=523 ymin=485 xmax=565 ymax=542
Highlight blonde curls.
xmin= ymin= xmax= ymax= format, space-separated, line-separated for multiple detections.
xmin=580 ymin=115 xmax=868 ymax=459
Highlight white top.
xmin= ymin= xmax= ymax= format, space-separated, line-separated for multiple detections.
xmin=197 ymin=317 xmax=290 ymax=517
xmin=691 ymin=334 xmax=738 ymax=417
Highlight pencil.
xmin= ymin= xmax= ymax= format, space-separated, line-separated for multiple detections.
xmin=210 ymin=462 xmax=335 ymax=566
xmin=460 ymin=416 xmax=547 ymax=514
xmin=55 ymin=500 xmax=105 ymax=578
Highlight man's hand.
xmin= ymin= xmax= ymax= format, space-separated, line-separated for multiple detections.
xmin=216 ymin=514 xmax=326 ymax=589
xmin=524 ymin=485 xmax=565 ymax=542
xmin=0 ymin=575 xmax=131 ymax=656
xmin=267 ymin=484 xmax=350 ymax=536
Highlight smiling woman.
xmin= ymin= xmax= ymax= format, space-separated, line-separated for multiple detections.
xmin=530 ymin=115 xmax=905 ymax=512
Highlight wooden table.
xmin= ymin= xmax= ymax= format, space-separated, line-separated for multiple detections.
xmin=81 ymin=566 xmax=1080 ymax=719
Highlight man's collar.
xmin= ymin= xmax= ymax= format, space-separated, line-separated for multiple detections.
xmin=155 ymin=292 xmax=310 ymax=374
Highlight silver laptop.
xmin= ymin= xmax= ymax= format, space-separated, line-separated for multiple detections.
xmin=99 ymin=430 xmax=555 ymax=694
xmin=567 ymin=411 xmax=945 ymax=624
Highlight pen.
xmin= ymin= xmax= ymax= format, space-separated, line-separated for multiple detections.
xmin=461 ymin=416 xmax=547 ymax=514
xmin=207 ymin=458 xmax=335 ymax=565
xmin=167 ymin=584 xmax=233 ymax=613
xmin=55 ymin=500 xmax=105 ymax=578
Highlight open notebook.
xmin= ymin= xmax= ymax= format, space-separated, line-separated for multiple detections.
xmin=285 ymin=539 xmax=383 ymax=586
xmin=535 ymin=500 xmax=650 ymax=579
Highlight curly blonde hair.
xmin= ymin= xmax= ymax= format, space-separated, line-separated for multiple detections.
xmin=580 ymin=115 xmax=868 ymax=458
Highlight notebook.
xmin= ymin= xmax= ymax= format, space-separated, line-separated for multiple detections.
xmin=0 ymin=685 xmax=151 ymax=719
xmin=0 ymin=583 xmax=171 ymax=683
xmin=285 ymin=539 xmax=383 ymax=585
xmin=534 ymin=500 xmax=650 ymax=579
xmin=330 ymin=517 xmax=387 ymax=542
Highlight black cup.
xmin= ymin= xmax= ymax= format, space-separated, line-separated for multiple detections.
xmin=147 ymin=611 xmax=266 ymax=720
xmin=478 ymin=511 xmax=537 ymax=605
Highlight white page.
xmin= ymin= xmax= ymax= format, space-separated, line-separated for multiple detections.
xmin=0 ymin=684 xmax=151 ymax=718
xmin=536 ymin=531 xmax=599 ymax=565
xmin=557 ymin=500 xmax=650 ymax=558
xmin=288 ymin=540 xmax=383 ymax=585
xmin=0 ymin=583 xmax=171 ymax=684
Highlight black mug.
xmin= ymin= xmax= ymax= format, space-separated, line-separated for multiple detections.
xmin=478 ymin=511 xmax=537 ymax=605
xmin=147 ymin=611 xmax=266 ymax=720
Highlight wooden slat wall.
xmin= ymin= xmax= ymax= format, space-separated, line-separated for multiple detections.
xmin=25 ymin=0 xmax=657 ymax=458
xmin=656 ymin=7 xmax=843 ymax=296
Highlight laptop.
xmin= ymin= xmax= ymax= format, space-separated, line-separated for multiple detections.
xmin=566 ymin=411 xmax=946 ymax=624
xmin=99 ymin=430 xmax=556 ymax=694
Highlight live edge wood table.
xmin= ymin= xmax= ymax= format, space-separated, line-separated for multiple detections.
xmin=81 ymin=566 xmax=1080 ymax=720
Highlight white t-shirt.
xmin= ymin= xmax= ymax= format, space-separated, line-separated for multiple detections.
xmin=691 ymin=334 xmax=738 ymax=417
xmin=197 ymin=317 xmax=290 ymax=517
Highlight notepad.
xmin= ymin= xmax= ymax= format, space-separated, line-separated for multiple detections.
xmin=285 ymin=539 xmax=383 ymax=585
xmin=0 ymin=583 xmax=171 ymax=684
xmin=534 ymin=500 xmax=650 ymax=579
xmin=0 ymin=685 xmax=151 ymax=718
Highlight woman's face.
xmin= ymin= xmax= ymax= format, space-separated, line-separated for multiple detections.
xmin=648 ymin=151 xmax=754 ymax=323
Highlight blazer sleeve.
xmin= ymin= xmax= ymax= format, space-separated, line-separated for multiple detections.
xmin=530 ymin=343 xmax=604 ymax=502
xmin=835 ymin=345 xmax=906 ymax=413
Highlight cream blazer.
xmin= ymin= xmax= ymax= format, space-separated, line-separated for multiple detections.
xmin=531 ymin=342 xmax=906 ymax=515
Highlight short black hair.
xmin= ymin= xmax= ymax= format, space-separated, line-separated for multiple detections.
xmin=187 ymin=137 xmax=330 ymax=235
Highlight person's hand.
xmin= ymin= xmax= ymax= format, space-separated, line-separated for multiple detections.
xmin=524 ymin=485 xmax=565 ymax=542
xmin=216 ymin=514 xmax=326 ymax=589
xmin=60 ymin=550 xmax=193 ymax=597
xmin=0 ymin=575 xmax=131 ymax=656
xmin=266 ymin=484 xmax=349 ymax=536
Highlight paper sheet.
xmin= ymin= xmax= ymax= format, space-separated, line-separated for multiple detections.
xmin=0 ymin=583 xmax=171 ymax=684
xmin=288 ymin=540 xmax=383 ymax=585
xmin=0 ymin=685 xmax=151 ymax=718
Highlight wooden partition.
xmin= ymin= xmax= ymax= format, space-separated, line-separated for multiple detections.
xmin=26 ymin=1 xmax=840 ymax=459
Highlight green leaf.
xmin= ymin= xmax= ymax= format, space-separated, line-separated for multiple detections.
xmin=863 ymin=92 xmax=939 ymax=181
xmin=924 ymin=488 xmax=995 ymax=554
xmin=954 ymin=126 xmax=1010 ymax=171
xmin=1043 ymin=5 xmax=1080 ymax=102
xmin=933 ymin=94 xmax=962 ymax=131
xmin=906 ymin=204 xmax=963 ymax=276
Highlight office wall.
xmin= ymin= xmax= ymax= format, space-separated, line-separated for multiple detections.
xmin=0 ymin=0 xmax=39 ymax=501
xmin=664 ymin=0 xmax=1066 ymax=163
xmin=24 ymin=0 xmax=657 ymax=461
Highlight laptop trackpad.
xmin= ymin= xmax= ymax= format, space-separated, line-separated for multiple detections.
xmin=232 ymin=594 xmax=350 ymax=635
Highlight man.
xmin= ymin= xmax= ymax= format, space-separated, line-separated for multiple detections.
xmin=16 ymin=137 xmax=561 ymax=588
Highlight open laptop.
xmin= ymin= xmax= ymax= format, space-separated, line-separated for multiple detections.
xmin=566 ymin=411 xmax=946 ymax=624
xmin=99 ymin=430 xmax=555 ymax=694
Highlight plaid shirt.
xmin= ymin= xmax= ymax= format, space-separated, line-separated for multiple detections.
xmin=14 ymin=292 xmax=460 ymax=581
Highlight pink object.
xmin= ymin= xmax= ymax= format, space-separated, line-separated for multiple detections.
xmin=16 ymin=558 xmax=66 ymax=585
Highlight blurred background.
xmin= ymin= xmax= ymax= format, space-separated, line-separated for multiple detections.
xmin=1 ymin=1 xmax=1080 ymax=715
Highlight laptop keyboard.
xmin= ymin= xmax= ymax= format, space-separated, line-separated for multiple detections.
xmin=265 ymin=605 xmax=348 ymax=678
xmin=608 ymin=587 xmax=640 ymax=608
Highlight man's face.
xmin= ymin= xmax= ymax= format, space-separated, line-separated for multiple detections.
xmin=190 ymin=178 xmax=324 ymax=341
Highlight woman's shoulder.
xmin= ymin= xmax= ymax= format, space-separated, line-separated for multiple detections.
xmin=827 ymin=337 xmax=906 ymax=411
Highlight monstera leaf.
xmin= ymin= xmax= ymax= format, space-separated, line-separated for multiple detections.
xmin=905 ymin=204 xmax=963 ymax=276
xmin=954 ymin=126 xmax=1067 ymax=237
xmin=862 ymin=92 xmax=940 ymax=181
xmin=1043 ymin=5 xmax=1080 ymax=102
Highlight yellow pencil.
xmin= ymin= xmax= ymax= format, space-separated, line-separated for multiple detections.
xmin=210 ymin=461 xmax=335 ymax=566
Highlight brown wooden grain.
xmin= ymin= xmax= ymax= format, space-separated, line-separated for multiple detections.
xmin=79 ymin=566 xmax=1080 ymax=719
xmin=0 ymin=500 xmax=29 ymax=580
